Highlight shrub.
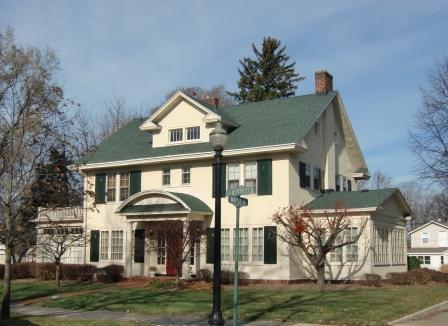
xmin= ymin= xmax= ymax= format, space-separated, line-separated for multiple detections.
xmin=11 ymin=262 xmax=36 ymax=279
xmin=362 ymin=273 xmax=382 ymax=287
xmin=387 ymin=272 xmax=411 ymax=285
xmin=146 ymin=279 xmax=177 ymax=289
xmin=408 ymin=256 xmax=421 ymax=270
xmin=96 ymin=264 xmax=124 ymax=283
xmin=62 ymin=264 xmax=97 ymax=282
xmin=221 ymin=269 xmax=249 ymax=286
xmin=408 ymin=269 xmax=431 ymax=284
xmin=36 ymin=263 xmax=57 ymax=280
xmin=440 ymin=264 xmax=448 ymax=273
xmin=422 ymin=268 xmax=448 ymax=283
xmin=197 ymin=268 xmax=212 ymax=283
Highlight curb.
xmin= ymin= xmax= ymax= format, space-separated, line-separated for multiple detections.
xmin=388 ymin=300 xmax=448 ymax=325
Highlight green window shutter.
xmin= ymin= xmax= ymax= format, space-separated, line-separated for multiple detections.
xmin=95 ymin=174 xmax=106 ymax=204
xmin=257 ymin=159 xmax=272 ymax=196
xmin=347 ymin=179 xmax=352 ymax=192
xmin=130 ymin=170 xmax=141 ymax=196
xmin=134 ymin=229 xmax=145 ymax=263
xmin=206 ymin=228 xmax=214 ymax=264
xmin=90 ymin=230 xmax=100 ymax=262
xmin=212 ymin=163 xmax=226 ymax=198
xmin=299 ymin=162 xmax=306 ymax=188
xmin=264 ymin=226 xmax=277 ymax=264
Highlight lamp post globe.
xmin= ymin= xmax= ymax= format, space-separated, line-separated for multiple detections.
xmin=209 ymin=122 xmax=228 ymax=151
xmin=208 ymin=121 xmax=227 ymax=326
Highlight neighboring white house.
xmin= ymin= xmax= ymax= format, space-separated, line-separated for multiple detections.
xmin=34 ymin=70 xmax=412 ymax=281
xmin=408 ymin=221 xmax=448 ymax=270
xmin=0 ymin=244 xmax=5 ymax=264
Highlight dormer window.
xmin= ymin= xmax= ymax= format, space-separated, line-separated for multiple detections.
xmin=186 ymin=126 xmax=200 ymax=140
xmin=169 ymin=128 xmax=183 ymax=142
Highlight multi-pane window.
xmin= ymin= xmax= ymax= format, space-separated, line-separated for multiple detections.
xmin=252 ymin=228 xmax=264 ymax=262
xmin=100 ymin=231 xmax=109 ymax=261
xmin=330 ymin=235 xmax=342 ymax=262
xmin=342 ymin=177 xmax=348 ymax=191
xmin=119 ymin=173 xmax=130 ymax=201
xmin=391 ymin=229 xmax=405 ymax=264
xmin=106 ymin=174 xmax=116 ymax=202
xmin=111 ymin=230 xmax=123 ymax=260
xmin=221 ymin=228 xmax=230 ymax=262
xmin=345 ymin=227 xmax=358 ymax=262
xmin=182 ymin=167 xmax=191 ymax=184
xmin=244 ymin=162 xmax=257 ymax=194
xmin=190 ymin=238 xmax=195 ymax=265
xmin=228 ymin=164 xmax=240 ymax=190
xmin=335 ymin=175 xmax=341 ymax=191
xmin=421 ymin=232 xmax=429 ymax=244
xmin=233 ymin=228 xmax=249 ymax=262
xmin=313 ymin=167 xmax=320 ymax=191
xmin=162 ymin=168 xmax=171 ymax=186
xmin=186 ymin=126 xmax=200 ymax=140
xmin=305 ymin=165 xmax=311 ymax=188
xmin=169 ymin=128 xmax=183 ymax=142
xmin=157 ymin=232 xmax=166 ymax=264
xmin=417 ymin=256 xmax=431 ymax=265
xmin=374 ymin=227 xmax=390 ymax=264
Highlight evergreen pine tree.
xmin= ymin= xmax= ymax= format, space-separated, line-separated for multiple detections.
xmin=229 ymin=37 xmax=304 ymax=103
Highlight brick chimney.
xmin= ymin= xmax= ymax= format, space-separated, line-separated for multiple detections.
xmin=315 ymin=70 xmax=333 ymax=94
xmin=202 ymin=96 xmax=219 ymax=109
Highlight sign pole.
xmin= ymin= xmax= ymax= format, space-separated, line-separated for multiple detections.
xmin=233 ymin=206 xmax=240 ymax=326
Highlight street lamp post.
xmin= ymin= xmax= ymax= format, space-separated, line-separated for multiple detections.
xmin=209 ymin=122 xmax=228 ymax=326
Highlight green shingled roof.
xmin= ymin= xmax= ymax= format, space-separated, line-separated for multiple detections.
xmin=305 ymin=188 xmax=399 ymax=210
xmin=80 ymin=91 xmax=337 ymax=165
xmin=170 ymin=192 xmax=213 ymax=214
xmin=118 ymin=191 xmax=212 ymax=214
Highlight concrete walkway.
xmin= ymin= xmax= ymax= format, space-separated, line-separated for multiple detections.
xmin=390 ymin=300 xmax=448 ymax=326
xmin=11 ymin=304 xmax=324 ymax=326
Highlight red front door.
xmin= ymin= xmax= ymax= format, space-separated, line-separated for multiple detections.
xmin=166 ymin=238 xmax=181 ymax=276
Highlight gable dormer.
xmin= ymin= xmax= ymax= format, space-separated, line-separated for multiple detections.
xmin=140 ymin=91 xmax=236 ymax=148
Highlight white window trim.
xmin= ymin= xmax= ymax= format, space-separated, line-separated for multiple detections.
xmin=162 ymin=168 xmax=171 ymax=186
xmin=169 ymin=128 xmax=183 ymax=143
xmin=421 ymin=232 xmax=429 ymax=244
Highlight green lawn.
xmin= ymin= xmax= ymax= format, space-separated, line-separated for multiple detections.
xmin=40 ymin=284 xmax=448 ymax=325
xmin=0 ymin=316 xmax=145 ymax=326
xmin=0 ymin=280 xmax=111 ymax=302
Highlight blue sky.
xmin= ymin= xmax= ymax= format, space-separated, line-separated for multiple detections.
xmin=1 ymin=0 xmax=447 ymax=183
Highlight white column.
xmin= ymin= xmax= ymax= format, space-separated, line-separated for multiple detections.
xmin=181 ymin=220 xmax=191 ymax=280
xmin=125 ymin=222 xmax=134 ymax=277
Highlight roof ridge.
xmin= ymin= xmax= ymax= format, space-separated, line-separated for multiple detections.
xmin=220 ymin=90 xmax=338 ymax=111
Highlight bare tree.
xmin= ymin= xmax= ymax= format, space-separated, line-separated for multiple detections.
xmin=358 ymin=170 xmax=393 ymax=190
xmin=410 ymin=56 xmax=448 ymax=186
xmin=165 ymin=84 xmax=237 ymax=107
xmin=273 ymin=205 xmax=367 ymax=286
xmin=34 ymin=212 xmax=87 ymax=287
xmin=146 ymin=219 xmax=204 ymax=287
xmin=0 ymin=28 xmax=80 ymax=318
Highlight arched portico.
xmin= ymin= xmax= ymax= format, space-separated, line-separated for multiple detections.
xmin=115 ymin=190 xmax=212 ymax=278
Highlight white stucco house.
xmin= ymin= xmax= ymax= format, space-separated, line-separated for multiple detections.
xmin=408 ymin=221 xmax=448 ymax=271
xmin=34 ymin=70 xmax=412 ymax=281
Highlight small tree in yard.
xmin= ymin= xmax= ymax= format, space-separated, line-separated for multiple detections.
xmin=146 ymin=219 xmax=204 ymax=287
xmin=35 ymin=215 xmax=87 ymax=287
xmin=273 ymin=204 xmax=367 ymax=286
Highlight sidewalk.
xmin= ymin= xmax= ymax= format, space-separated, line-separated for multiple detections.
xmin=389 ymin=300 xmax=448 ymax=326
xmin=11 ymin=304 xmax=324 ymax=326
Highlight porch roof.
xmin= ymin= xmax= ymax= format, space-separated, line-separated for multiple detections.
xmin=116 ymin=190 xmax=213 ymax=216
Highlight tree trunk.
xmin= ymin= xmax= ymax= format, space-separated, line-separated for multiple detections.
xmin=175 ymin=268 xmax=181 ymax=288
xmin=1 ymin=247 xmax=12 ymax=319
xmin=55 ymin=262 xmax=61 ymax=287
xmin=316 ymin=263 xmax=326 ymax=287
